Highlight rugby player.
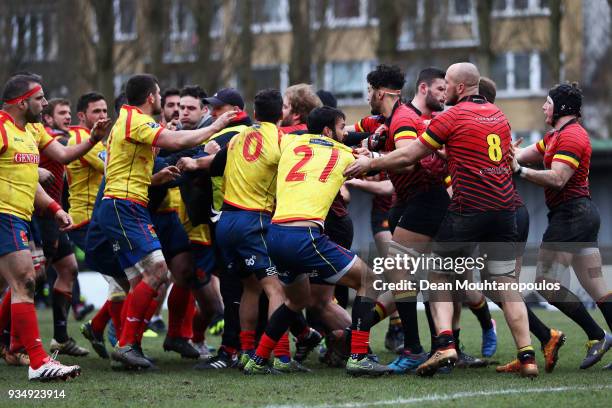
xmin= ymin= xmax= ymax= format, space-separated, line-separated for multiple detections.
xmin=0 ymin=73 xmax=111 ymax=380
xmin=97 ymin=74 xmax=235 ymax=370
xmin=244 ymin=106 xmax=392 ymax=376
xmin=512 ymin=82 xmax=612 ymax=369
xmin=346 ymin=63 xmax=538 ymax=378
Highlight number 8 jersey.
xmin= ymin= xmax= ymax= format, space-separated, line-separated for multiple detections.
xmin=418 ymin=95 xmax=514 ymax=212
xmin=272 ymin=133 xmax=355 ymax=225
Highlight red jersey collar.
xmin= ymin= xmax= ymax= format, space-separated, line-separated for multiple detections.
xmin=0 ymin=110 xmax=25 ymax=131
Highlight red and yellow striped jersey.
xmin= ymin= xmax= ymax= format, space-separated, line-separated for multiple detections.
xmin=539 ymin=119 xmax=591 ymax=208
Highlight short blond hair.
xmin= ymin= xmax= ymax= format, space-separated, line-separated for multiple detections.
xmin=284 ymin=84 xmax=322 ymax=124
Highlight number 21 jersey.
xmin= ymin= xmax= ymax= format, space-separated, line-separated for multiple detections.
xmin=273 ymin=134 xmax=355 ymax=224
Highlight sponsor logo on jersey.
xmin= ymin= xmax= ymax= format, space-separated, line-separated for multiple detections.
xmin=309 ymin=138 xmax=333 ymax=147
xmin=146 ymin=122 xmax=161 ymax=129
xmin=245 ymin=255 xmax=256 ymax=266
xmin=13 ymin=153 xmax=40 ymax=164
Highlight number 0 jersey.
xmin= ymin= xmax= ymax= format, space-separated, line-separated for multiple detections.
xmin=223 ymin=122 xmax=283 ymax=213
xmin=0 ymin=113 xmax=54 ymax=220
xmin=104 ymin=105 xmax=163 ymax=205
xmin=272 ymin=134 xmax=355 ymax=224
xmin=419 ymin=95 xmax=514 ymax=212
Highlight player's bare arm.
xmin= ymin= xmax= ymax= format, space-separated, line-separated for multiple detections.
xmin=344 ymin=139 xmax=432 ymax=177
xmin=155 ymin=111 xmax=236 ymax=150
xmin=41 ymin=118 xmax=112 ymax=164
xmin=344 ymin=178 xmax=394 ymax=196
xmin=512 ymin=159 xmax=575 ymax=190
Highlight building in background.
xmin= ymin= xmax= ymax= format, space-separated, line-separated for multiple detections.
xmin=2 ymin=0 xmax=612 ymax=250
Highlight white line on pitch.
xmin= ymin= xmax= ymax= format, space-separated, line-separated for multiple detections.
xmin=265 ymin=384 xmax=612 ymax=408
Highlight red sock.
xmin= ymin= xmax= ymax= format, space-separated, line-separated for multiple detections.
xmin=254 ymin=333 xmax=277 ymax=360
xmin=240 ymin=330 xmax=256 ymax=352
xmin=274 ymin=332 xmax=291 ymax=359
xmin=11 ymin=302 xmax=48 ymax=369
xmin=350 ymin=330 xmax=370 ymax=355
xmin=192 ymin=308 xmax=206 ymax=343
xmin=136 ymin=298 xmax=159 ymax=344
xmin=119 ymin=292 xmax=132 ymax=339
xmin=109 ymin=299 xmax=124 ymax=337
xmin=119 ymin=282 xmax=157 ymax=347
xmin=90 ymin=301 xmax=111 ymax=335
xmin=167 ymin=284 xmax=190 ymax=338
xmin=0 ymin=289 xmax=11 ymax=335
xmin=181 ymin=296 xmax=196 ymax=339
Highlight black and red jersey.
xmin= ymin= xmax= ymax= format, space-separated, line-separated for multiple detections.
xmin=383 ymin=102 xmax=443 ymax=203
xmin=538 ymin=119 xmax=591 ymax=209
xmin=39 ymin=127 xmax=67 ymax=205
xmin=355 ymin=115 xmax=384 ymax=134
xmin=419 ymin=95 xmax=514 ymax=213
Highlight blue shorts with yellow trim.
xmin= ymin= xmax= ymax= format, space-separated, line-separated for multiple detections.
xmin=151 ymin=212 xmax=191 ymax=261
xmin=216 ymin=210 xmax=277 ymax=281
xmin=266 ymin=224 xmax=357 ymax=285
xmin=0 ymin=213 xmax=30 ymax=257
xmin=97 ymin=198 xmax=161 ymax=269
xmin=192 ymin=243 xmax=216 ymax=287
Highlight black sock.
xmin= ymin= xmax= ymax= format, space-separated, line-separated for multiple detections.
xmin=0 ymin=317 xmax=9 ymax=347
xmin=453 ymin=328 xmax=461 ymax=351
xmin=255 ymin=293 xmax=269 ymax=341
xmin=395 ymin=301 xmax=423 ymax=353
xmin=388 ymin=314 xmax=401 ymax=328
xmin=351 ymin=296 xmax=376 ymax=332
xmin=526 ymin=305 xmax=551 ymax=345
xmin=596 ymin=294 xmax=612 ymax=332
xmin=469 ymin=298 xmax=493 ymax=331
xmin=334 ymin=285 xmax=349 ymax=309
xmin=306 ymin=308 xmax=326 ymax=337
xmin=265 ymin=304 xmax=299 ymax=341
xmin=289 ymin=311 xmax=309 ymax=338
xmin=219 ymin=272 xmax=242 ymax=352
xmin=424 ymin=301 xmax=436 ymax=351
xmin=72 ymin=279 xmax=82 ymax=308
xmin=433 ymin=330 xmax=455 ymax=351
xmin=551 ymin=300 xmax=604 ymax=340
xmin=517 ymin=345 xmax=536 ymax=364
xmin=52 ymin=288 xmax=71 ymax=343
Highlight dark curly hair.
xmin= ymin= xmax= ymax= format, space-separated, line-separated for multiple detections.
xmin=366 ymin=64 xmax=406 ymax=90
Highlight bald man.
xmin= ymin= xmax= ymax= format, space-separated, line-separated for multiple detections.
xmin=345 ymin=62 xmax=537 ymax=378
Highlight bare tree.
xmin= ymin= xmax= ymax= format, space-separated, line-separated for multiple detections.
xmin=89 ymin=0 xmax=115 ymax=104
xmin=236 ymin=0 xmax=254 ymax=108
xmin=376 ymin=0 xmax=402 ymax=64
xmin=547 ymin=0 xmax=562 ymax=83
xmin=475 ymin=0 xmax=493 ymax=76
xmin=289 ymin=0 xmax=312 ymax=84
xmin=143 ymin=0 xmax=169 ymax=82
xmin=190 ymin=0 xmax=216 ymax=92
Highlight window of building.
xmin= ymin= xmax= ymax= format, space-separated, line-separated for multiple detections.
xmin=398 ymin=0 xmax=423 ymax=49
xmin=453 ymin=0 xmax=472 ymax=16
xmin=326 ymin=61 xmax=372 ymax=104
xmin=114 ymin=0 xmax=137 ymax=41
xmin=493 ymin=0 xmax=549 ymax=16
xmin=491 ymin=51 xmax=549 ymax=97
xmin=313 ymin=0 xmax=368 ymax=27
xmin=169 ymin=0 xmax=195 ymax=40
xmin=252 ymin=0 xmax=290 ymax=32
xmin=210 ymin=1 xmax=223 ymax=37
xmin=7 ymin=12 xmax=57 ymax=62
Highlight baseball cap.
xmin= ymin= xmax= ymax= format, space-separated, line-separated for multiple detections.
xmin=204 ymin=88 xmax=245 ymax=110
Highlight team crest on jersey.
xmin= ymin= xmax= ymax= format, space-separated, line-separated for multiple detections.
xmin=13 ymin=153 xmax=40 ymax=164
xmin=309 ymin=138 xmax=333 ymax=147
xmin=19 ymin=230 xmax=28 ymax=245
xmin=147 ymin=224 xmax=157 ymax=238
xmin=98 ymin=151 xmax=107 ymax=161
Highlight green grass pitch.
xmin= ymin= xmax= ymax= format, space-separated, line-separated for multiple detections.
xmin=0 ymin=308 xmax=610 ymax=407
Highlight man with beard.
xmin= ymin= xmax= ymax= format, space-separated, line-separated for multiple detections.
xmin=0 ymin=73 xmax=111 ymax=381
xmin=160 ymin=88 xmax=180 ymax=127
xmin=350 ymin=65 xmax=452 ymax=374
xmin=97 ymin=74 xmax=235 ymax=370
